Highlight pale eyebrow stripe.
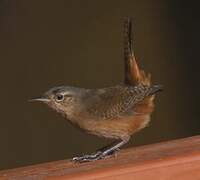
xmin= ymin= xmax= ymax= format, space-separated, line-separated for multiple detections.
xmin=62 ymin=92 xmax=72 ymax=96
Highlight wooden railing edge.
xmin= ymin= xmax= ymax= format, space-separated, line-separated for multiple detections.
xmin=0 ymin=135 xmax=200 ymax=180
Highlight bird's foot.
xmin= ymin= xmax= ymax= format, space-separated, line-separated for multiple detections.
xmin=72 ymin=148 xmax=120 ymax=163
xmin=72 ymin=151 xmax=103 ymax=163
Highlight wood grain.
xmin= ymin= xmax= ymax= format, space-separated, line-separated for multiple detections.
xmin=0 ymin=135 xmax=200 ymax=180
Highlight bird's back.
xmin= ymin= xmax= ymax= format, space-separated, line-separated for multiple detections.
xmin=85 ymin=84 xmax=161 ymax=120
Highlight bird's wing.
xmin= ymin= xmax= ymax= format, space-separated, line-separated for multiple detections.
xmin=86 ymin=85 xmax=161 ymax=120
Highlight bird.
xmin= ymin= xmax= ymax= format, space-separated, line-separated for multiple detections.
xmin=31 ymin=18 xmax=162 ymax=163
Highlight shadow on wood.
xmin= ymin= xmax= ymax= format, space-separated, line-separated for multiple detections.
xmin=0 ymin=135 xmax=200 ymax=180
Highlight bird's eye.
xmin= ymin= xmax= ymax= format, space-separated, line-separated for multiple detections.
xmin=55 ymin=94 xmax=64 ymax=102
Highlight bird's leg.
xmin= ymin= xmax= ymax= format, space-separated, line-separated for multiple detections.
xmin=72 ymin=137 xmax=129 ymax=163
xmin=100 ymin=137 xmax=130 ymax=157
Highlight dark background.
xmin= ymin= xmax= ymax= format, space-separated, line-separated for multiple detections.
xmin=0 ymin=0 xmax=200 ymax=170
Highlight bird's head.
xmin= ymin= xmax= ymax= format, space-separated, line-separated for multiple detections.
xmin=30 ymin=86 xmax=88 ymax=118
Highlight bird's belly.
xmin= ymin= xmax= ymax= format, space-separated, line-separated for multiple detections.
xmin=79 ymin=114 xmax=151 ymax=139
xmin=75 ymin=98 xmax=154 ymax=139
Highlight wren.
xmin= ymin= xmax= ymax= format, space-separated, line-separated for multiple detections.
xmin=31 ymin=18 xmax=162 ymax=163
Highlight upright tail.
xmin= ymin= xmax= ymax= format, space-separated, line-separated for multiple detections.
xmin=124 ymin=17 xmax=151 ymax=86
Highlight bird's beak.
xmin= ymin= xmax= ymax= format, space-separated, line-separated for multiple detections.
xmin=29 ymin=96 xmax=50 ymax=102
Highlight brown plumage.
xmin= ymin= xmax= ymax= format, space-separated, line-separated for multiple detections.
xmin=31 ymin=17 xmax=162 ymax=162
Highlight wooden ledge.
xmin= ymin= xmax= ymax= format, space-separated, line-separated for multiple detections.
xmin=0 ymin=135 xmax=200 ymax=180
